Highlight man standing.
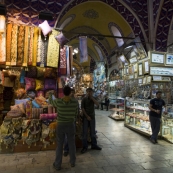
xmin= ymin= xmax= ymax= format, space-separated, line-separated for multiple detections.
xmin=149 ymin=91 xmax=167 ymax=144
xmin=101 ymin=95 xmax=110 ymax=111
xmin=81 ymin=88 xmax=102 ymax=154
xmin=48 ymin=86 xmax=78 ymax=170
xmin=63 ymin=88 xmax=78 ymax=157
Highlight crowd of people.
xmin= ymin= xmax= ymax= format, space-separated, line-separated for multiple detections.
xmin=47 ymin=86 xmax=167 ymax=171
xmin=47 ymin=86 xmax=102 ymax=170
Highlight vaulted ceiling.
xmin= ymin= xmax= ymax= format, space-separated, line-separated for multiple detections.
xmin=4 ymin=0 xmax=173 ymax=70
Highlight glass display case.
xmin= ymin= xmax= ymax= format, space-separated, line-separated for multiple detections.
xmin=109 ymin=97 xmax=125 ymax=121
xmin=162 ymin=105 xmax=173 ymax=143
xmin=124 ymin=99 xmax=152 ymax=136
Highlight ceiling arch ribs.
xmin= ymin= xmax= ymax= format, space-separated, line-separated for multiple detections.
xmin=57 ymin=0 xmax=148 ymax=51
xmin=153 ymin=0 xmax=164 ymax=50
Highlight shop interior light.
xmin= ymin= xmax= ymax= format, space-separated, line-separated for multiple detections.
xmin=0 ymin=15 xmax=5 ymax=33
xmin=124 ymin=42 xmax=136 ymax=50
xmin=74 ymin=48 xmax=79 ymax=54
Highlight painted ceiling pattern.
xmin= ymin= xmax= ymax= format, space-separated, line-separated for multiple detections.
xmin=123 ymin=0 xmax=148 ymax=40
xmin=153 ymin=0 xmax=161 ymax=26
xmin=155 ymin=0 xmax=173 ymax=51
xmin=3 ymin=0 xmax=173 ymax=60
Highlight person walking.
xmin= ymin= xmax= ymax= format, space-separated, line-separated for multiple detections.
xmin=101 ymin=95 xmax=110 ymax=111
xmin=81 ymin=88 xmax=102 ymax=154
xmin=48 ymin=86 xmax=78 ymax=170
xmin=149 ymin=91 xmax=167 ymax=144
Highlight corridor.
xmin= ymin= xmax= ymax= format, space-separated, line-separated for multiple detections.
xmin=0 ymin=110 xmax=173 ymax=173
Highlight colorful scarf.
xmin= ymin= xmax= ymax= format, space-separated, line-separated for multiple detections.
xmin=37 ymin=29 xmax=42 ymax=66
xmin=40 ymin=33 xmax=45 ymax=67
xmin=47 ymin=29 xmax=59 ymax=68
xmin=60 ymin=46 xmax=67 ymax=75
xmin=28 ymin=27 xmax=34 ymax=66
xmin=69 ymin=46 xmax=73 ymax=75
xmin=0 ymin=27 xmax=6 ymax=64
xmin=17 ymin=25 xmax=25 ymax=66
xmin=6 ymin=23 xmax=12 ymax=65
xmin=23 ymin=26 xmax=29 ymax=67
xmin=32 ymin=27 xmax=39 ymax=66
xmin=11 ymin=24 xmax=18 ymax=66
xmin=66 ymin=46 xmax=70 ymax=76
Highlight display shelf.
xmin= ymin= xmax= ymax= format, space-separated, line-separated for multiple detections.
xmin=124 ymin=123 xmax=152 ymax=136
xmin=110 ymin=108 xmax=124 ymax=112
xmin=109 ymin=97 xmax=125 ymax=121
xmin=126 ymin=107 xmax=150 ymax=112
xmin=125 ymin=99 xmax=151 ymax=136
xmin=108 ymin=115 xmax=124 ymax=121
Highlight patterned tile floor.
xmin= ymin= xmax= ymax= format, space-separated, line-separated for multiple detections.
xmin=1 ymin=110 xmax=173 ymax=173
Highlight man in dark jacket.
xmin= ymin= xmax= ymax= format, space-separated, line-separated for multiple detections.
xmin=149 ymin=91 xmax=167 ymax=144
xmin=101 ymin=95 xmax=110 ymax=111
xmin=81 ymin=88 xmax=102 ymax=154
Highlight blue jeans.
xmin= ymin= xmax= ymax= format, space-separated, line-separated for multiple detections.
xmin=64 ymin=134 xmax=69 ymax=152
xmin=82 ymin=117 xmax=97 ymax=148
xmin=149 ymin=115 xmax=161 ymax=140
xmin=54 ymin=123 xmax=76 ymax=167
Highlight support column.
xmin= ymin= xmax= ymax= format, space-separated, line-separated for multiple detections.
xmin=148 ymin=0 xmax=154 ymax=50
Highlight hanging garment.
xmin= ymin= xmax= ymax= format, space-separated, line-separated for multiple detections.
xmin=60 ymin=46 xmax=67 ymax=75
xmin=47 ymin=29 xmax=59 ymax=68
xmin=40 ymin=33 xmax=45 ymax=67
xmin=79 ymin=36 xmax=88 ymax=63
xmin=6 ymin=23 xmax=12 ymax=65
xmin=0 ymin=26 xmax=6 ymax=64
xmin=11 ymin=24 xmax=18 ymax=66
xmin=66 ymin=46 xmax=70 ymax=76
xmin=28 ymin=27 xmax=34 ymax=66
xmin=69 ymin=46 xmax=73 ymax=75
xmin=32 ymin=27 xmax=39 ymax=66
xmin=57 ymin=77 xmax=63 ymax=98
xmin=17 ymin=25 xmax=25 ymax=66
xmin=37 ymin=29 xmax=42 ymax=66
xmin=23 ymin=26 xmax=29 ymax=67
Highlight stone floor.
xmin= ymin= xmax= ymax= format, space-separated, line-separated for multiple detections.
xmin=1 ymin=110 xmax=173 ymax=173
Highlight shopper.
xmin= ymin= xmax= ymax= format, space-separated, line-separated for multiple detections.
xmin=149 ymin=91 xmax=167 ymax=144
xmin=48 ymin=86 xmax=78 ymax=170
xmin=81 ymin=88 xmax=102 ymax=154
xmin=63 ymin=88 xmax=78 ymax=157
xmin=101 ymin=95 xmax=110 ymax=111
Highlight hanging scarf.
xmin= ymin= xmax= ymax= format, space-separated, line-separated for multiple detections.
xmin=6 ymin=23 xmax=12 ymax=65
xmin=23 ymin=26 xmax=29 ymax=67
xmin=11 ymin=24 xmax=18 ymax=66
xmin=37 ymin=29 xmax=42 ymax=66
xmin=66 ymin=46 xmax=70 ymax=76
xmin=28 ymin=27 xmax=34 ymax=66
xmin=0 ymin=27 xmax=6 ymax=64
xmin=57 ymin=77 xmax=63 ymax=98
xmin=60 ymin=46 xmax=67 ymax=75
xmin=40 ymin=33 xmax=45 ymax=67
xmin=32 ymin=27 xmax=39 ymax=66
xmin=47 ymin=29 xmax=60 ymax=68
xmin=17 ymin=25 xmax=25 ymax=66
xmin=69 ymin=46 xmax=73 ymax=75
